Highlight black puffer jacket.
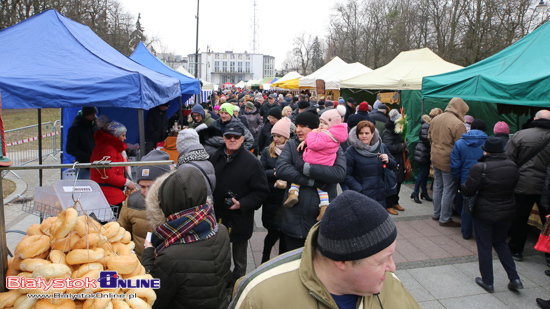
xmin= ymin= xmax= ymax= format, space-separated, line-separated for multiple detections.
xmin=276 ymin=137 xmax=346 ymax=239
xmin=413 ymin=115 xmax=431 ymax=164
xmin=382 ymin=120 xmax=408 ymax=183
xmin=203 ymin=117 xmax=255 ymax=156
xmin=461 ymin=153 xmax=518 ymax=222
xmin=347 ymin=110 xmax=374 ymax=130
xmin=210 ymin=145 xmax=269 ymax=242
xmin=260 ymin=146 xmax=285 ymax=230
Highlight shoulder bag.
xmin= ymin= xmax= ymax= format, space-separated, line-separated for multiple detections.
xmin=463 ymin=163 xmax=486 ymax=215
xmin=381 ymin=146 xmax=397 ymax=196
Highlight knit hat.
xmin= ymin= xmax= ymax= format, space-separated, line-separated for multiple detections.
xmin=373 ymin=100 xmax=382 ymax=111
xmin=245 ymin=102 xmax=255 ymax=110
xmin=268 ymin=107 xmax=282 ymax=120
xmin=471 ymin=119 xmax=486 ymax=132
xmin=320 ymin=109 xmax=342 ymax=128
xmin=295 ymin=110 xmax=320 ymax=129
xmin=158 ymin=166 xmax=208 ymax=216
xmin=389 ymin=109 xmax=401 ymax=123
xmin=338 ymin=98 xmax=345 ymax=105
xmin=136 ymin=150 xmax=171 ymax=183
xmin=103 ymin=121 xmax=126 ymax=137
xmin=317 ymin=190 xmax=397 ymax=261
xmin=214 ymin=105 xmax=220 ymax=111
xmin=336 ymin=105 xmax=346 ymax=117
xmin=191 ymin=104 xmax=205 ymax=118
xmin=482 ymin=136 xmax=505 ymax=153
xmin=176 ymin=129 xmax=200 ymax=154
xmin=347 ymin=97 xmax=356 ymax=105
xmin=82 ymin=107 xmax=97 ymax=117
xmin=464 ymin=115 xmax=474 ymax=124
xmin=298 ymin=100 xmax=310 ymax=110
xmin=493 ymin=121 xmax=510 ymax=135
xmin=325 ymin=101 xmax=334 ymax=107
xmin=358 ymin=102 xmax=370 ymax=112
xmin=219 ymin=103 xmax=234 ymax=115
xmin=271 ymin=117 xmax=291 ymax=139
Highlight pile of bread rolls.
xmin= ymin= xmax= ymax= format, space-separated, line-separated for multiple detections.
xmin=0 ymin=208 xmax=155 ymax=309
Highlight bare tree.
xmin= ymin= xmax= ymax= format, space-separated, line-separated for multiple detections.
xmin=292 ymin=33 xmax=316 ymax=75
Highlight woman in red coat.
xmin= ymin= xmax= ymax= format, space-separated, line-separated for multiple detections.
xmin=90 ymin=121 xmax=136 ymax=211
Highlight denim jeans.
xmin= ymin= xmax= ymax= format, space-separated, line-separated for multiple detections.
xmin=413 ymin=163 xmax=429 ymax=194
xmin=433 ymin=167 xmax=458 ymax=223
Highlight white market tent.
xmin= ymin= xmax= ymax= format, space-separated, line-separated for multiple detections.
xmin=325 ymin=62 xmax=372 ymax=90
xmin=176 ymin=65 xmax=194 ymax=78
xmin=299 ymin=57 xmax=348 ymax=88
xmin=340 ymin=48 xmax=463 ymax=90
xmin=235 ymin=80 xmax=246 ymax=88
xmin=271 ymin=71 xmax=302 ymax=88
xmin=245 ymin=79 xmax=257 ymax=89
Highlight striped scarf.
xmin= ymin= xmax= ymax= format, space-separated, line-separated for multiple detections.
xmin=151 ymin=203 xmax=218 ymax=257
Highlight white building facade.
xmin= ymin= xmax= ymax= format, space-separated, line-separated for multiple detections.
xmin=186 ymin=51 xmax=274 ymax=86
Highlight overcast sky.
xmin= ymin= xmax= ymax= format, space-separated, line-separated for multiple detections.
xmin=118 ymin=0 xmax=340 ymax=69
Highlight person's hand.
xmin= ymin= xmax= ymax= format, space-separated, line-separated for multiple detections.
xmin=127 ymin=181 xmax=137 ymax=190
xmin=379 ymin=153 xmax=389 ymax=163
xmin=274 ymin=169 xmax=277 ymax=177
xmin=297 ymin=141 xmax=306 ymax=152
xmin=144 ymin=239 xmax=153 ymax=248
xmin=228 ymin=198 xmax=241 ymax=210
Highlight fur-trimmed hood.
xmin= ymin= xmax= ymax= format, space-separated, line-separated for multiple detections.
xmin=146 ymin=167 xmax=210 ymax=230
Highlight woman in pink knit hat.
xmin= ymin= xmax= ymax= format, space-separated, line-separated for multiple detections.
xmin=260 ymin=117 xmax=292 ymax=263
xmin=283 ymin=109 xmax=348 ymax=221
xmin=493 ymin=121 xmax=510 ymax=148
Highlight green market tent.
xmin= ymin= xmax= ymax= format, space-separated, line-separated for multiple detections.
xmin=422 ymin=21 xmax=550 ymax=132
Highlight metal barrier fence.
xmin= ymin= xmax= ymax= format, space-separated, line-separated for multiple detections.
xmin=5 ymin=121 xmax=61 ymax=177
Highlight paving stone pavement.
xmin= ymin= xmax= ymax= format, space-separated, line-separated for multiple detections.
xmin=2 ymin=158 xmax=549 ymax=308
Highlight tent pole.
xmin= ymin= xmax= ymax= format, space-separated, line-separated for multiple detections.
xmin=60 ymin=108 xmax=64 ymax=179
xmin=0 ymin=176 xmax=5 ymax=292
xmin=38 ymin=109 xmax=43 ymax=186
xmin=179 ymin=97 xmax=183 ymax=124
xmin=194 ymin=0 xmax=200 ymax=106
xmin=138 ymin=109 xmax=146 ymax=157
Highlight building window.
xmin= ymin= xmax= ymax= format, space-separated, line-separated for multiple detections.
xmin=230 ymin=61 xmax=235 ymax=73
xmin=214 ymin=61 xmax=219 ymax=73
xmin=238 ymin=62 xmax=242 ymax=73
xmin=230 ymin=54 xmax=235 ymax=60
xmin=230 ymin=76 xmax=235 ymax=84
xmin=245 ymin=62 xmax=250 ymax=73
xmin=223 ymin=61 xmax=227 ymax=73
xmin=215 ymin=53 xmax=220 ymax=59
xmin=238 ymin=54 xmax=242 ymax=60
xmin=223 ymin=54 xmax=227 ymax=59
xmin=238 ymin=75 xmax=243 ymax=81
xmin=246 ymin=55 xmax=250 ymax=60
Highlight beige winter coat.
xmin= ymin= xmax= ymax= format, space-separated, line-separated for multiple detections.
xmin=428 ymin=97 xmax=469 ymax=172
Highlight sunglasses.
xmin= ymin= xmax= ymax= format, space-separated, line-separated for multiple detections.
xmin=224 ymin=134 xmax=241 ymax=140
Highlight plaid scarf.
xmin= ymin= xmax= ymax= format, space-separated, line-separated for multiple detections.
xmin=151 ymin=203 xmax=218 ymax=257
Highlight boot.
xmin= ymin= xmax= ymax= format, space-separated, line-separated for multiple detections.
xmin=410 ymin=192 xmax=421 ymax=204
xmin=387 ymin=208 xmax=398 ymax=215
xmin=284 ymin=190 xmax=299 ymax=208
xmin=421 ymin=192 xmax=433 ymax=201
xmin=317 ymin=205 xmax=327 ymax=221
xmin=393 ymin=204 xmax=405 ymax=211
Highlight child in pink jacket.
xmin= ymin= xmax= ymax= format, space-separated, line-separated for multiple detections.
xmin=284 ymin=109 xmax=348 ymax=220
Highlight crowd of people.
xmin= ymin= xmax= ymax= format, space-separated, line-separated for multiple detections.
xmin=64 ymin=90 xmax=550 ymax=308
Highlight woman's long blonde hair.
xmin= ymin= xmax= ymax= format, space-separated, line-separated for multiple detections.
xmin=268 ymin=137 xmax=288 ymax=158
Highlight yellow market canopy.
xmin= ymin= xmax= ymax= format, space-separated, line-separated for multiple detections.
xmin=271 ymin=71 xmax=302 ymax=88
xmin=340 ymin=48 xmax=463 ymax=90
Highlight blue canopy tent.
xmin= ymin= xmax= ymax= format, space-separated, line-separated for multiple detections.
xmin=129 ymin=41 xmax=201 ymax=126
xmin=0 ymin=9 xmax=182 ymax=167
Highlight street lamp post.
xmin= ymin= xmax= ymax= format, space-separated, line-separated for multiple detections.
xmin=194 ymin=0 xmax=200 ymax=104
